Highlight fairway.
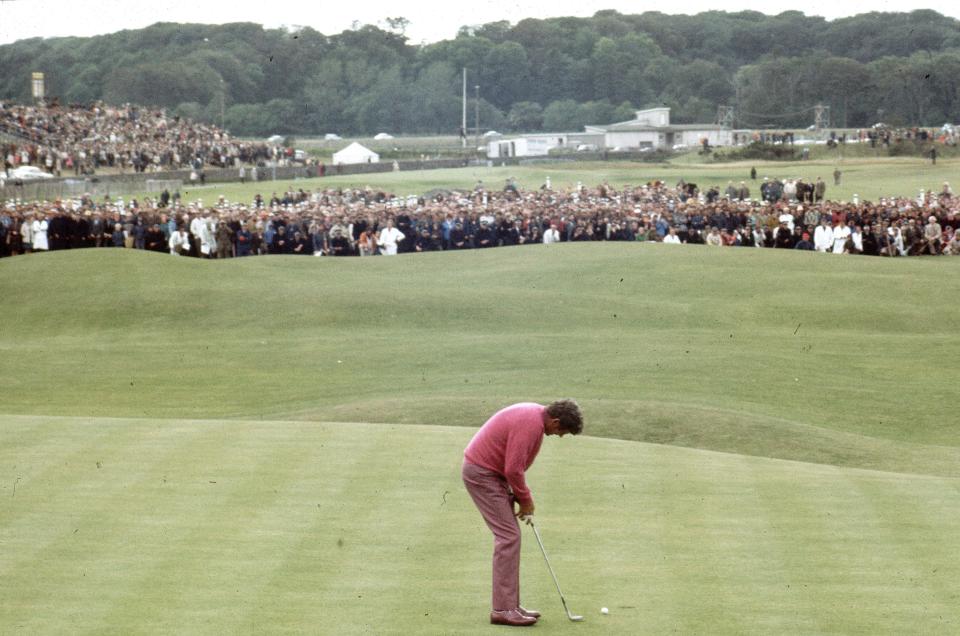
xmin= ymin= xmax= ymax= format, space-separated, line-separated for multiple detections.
xmin=157 ymin=156 xmax=960 ymax=209
xmin=2 ymin=244 xmax=960 ymax=633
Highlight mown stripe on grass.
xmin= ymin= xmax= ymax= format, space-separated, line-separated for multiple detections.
xmin=77 ymin=421 xmax=347 ymax=634
xmin=3 ymin=416 xmax=960 ymax=635
xmin=0 ymin=419 xmax=232 ymax=633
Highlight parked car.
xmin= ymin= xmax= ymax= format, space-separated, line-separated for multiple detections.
xmin=324 ymin=133 xmax=342 ymax=140
xmin=10 ymin=166 xmax=55 ymax=180
xmin=373 ymin=132 xmax=394 ymax=140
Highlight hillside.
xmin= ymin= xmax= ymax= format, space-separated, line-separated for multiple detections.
xmin=3 ymin=11 xmax=960 ymax=134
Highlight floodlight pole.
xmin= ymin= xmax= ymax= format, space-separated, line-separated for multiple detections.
xmin=220 ymin=79 xmax=226 ymax=130
xmin=474 ymin=84 xmax=480 ymax=154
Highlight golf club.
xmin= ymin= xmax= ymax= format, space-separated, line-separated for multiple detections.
xmin=528 ymin=518 xmax=584 ymax=622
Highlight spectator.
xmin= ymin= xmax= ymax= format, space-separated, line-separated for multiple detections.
xmin=236 ymin=223 xmax=253 ymax=257
xmin=110 ymin=223 xmax=124 ymax=248
xmin=663 ymin=227 xmax=681 ymax=244
xmin=813 ymin=217 xmax=833 ymax=253
xmin=144 ymin=223 xmax=165 ymax=252
xmin=794 ymin=231 xmax=815 ymax=250
xmin=943 ymin=228 xmax=960 ymax=255
xmin=31 ymin=213 xmax=49 ymax=251
xmin=706 ymin=227 xmax=722 ymax=246
xmin=832 ymin=220 xmax=851 ymax=254
xmin=271 ymin=225 xmax=290 ymax=254
xmin=774 ymin=221 xmax=794 ymax=249
xmin=378 ymin=219 xmax=404 ymax=256
xmin=543 ymin=223 xmax=560 ymax=244
xmin=328 ymin=228 xmax=351 ymax=256
xmin=168 ymin=224 xmax=190 ymax=255
xmin=215 ymin=221 xmax=233 ymax=259
xmin=358 ymin=226 xmax=379 ymax=256
xmin=903 ymin=218 xmax=924 ymax=255
xmin=475 ymin=221 xmax=496 ymax=248
xmin=415 ymin=228 xmax=439 ymax=252
xmin=292 ymin=230 xmax=312 ymax=255
xmin=920 ymin=215 xmax=942 ymax=255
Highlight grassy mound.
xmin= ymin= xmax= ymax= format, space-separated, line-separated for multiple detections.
xmin=2 ymin=245 xmax=958 ymax=475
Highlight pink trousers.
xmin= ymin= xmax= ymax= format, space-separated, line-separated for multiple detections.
xmin=462 ymin=461 xmax=521 ymax=612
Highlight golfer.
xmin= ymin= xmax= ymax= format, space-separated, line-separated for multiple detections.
xmin=462 ymin=400 xmax=583 ymax=626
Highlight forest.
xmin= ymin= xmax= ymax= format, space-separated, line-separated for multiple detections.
xmin=2 ymin=10 xmax=959 ymax=136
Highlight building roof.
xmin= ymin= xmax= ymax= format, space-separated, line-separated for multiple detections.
xmin=598 ymin=121 xmax=724 ymax=133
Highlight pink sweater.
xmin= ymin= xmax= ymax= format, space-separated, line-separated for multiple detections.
xmin=463 ymin=403 xmax=546 ymax=506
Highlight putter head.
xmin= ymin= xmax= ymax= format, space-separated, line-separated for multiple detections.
xmin=569 ymin=614 xmax=584 ymax=622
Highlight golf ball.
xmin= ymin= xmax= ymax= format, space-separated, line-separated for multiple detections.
xmin=601 ymin=607 xmax=609 ymax=615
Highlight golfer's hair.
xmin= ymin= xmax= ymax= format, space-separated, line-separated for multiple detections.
xmin=546 ymin=399 xmax=583 ymax=435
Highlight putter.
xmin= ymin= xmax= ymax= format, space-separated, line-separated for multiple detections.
xmin=528 ymin=518 xmax=584 ymax=622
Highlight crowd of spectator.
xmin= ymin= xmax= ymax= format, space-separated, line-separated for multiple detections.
xmin=1 ymin=101 xmax=284 ymax=177
xmin=853 ymin=124 xmax=960 ymax=147
xmin=3 ymin=177 xmax=960 ymax=259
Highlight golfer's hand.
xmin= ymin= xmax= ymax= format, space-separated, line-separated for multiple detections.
xmin=516 ymin=502 xmax=534 ymax=524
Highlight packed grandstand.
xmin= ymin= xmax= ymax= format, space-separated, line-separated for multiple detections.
xmin=1 ymin=100 xmax=285 ymax=175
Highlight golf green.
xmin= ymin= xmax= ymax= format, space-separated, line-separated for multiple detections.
xmin=2 ymin=416 xmax=958 ymax=634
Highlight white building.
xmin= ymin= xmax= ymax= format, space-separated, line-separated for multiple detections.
xmin=487 ymin=132 xmax=604 ymax=158
xmin=585 ymin=107 xmax=734 ymax=150
xmin=486 ymin=107 xmax=739 ymax=158
xmin=332 ymin=142 xmax=379 ymax=165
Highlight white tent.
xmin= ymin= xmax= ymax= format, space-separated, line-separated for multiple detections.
xmin=333 ymin=142 xmax=380 ymax=165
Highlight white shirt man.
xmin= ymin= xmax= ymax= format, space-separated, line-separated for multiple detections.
xmin=378 ymin=221 xmax=405 ymax=255
xmin=783 ymin=179 xmax=797 ymax=201
xmin=778 ymin=212 xmax=795 ymax=232
xmin=850 ymin=226 xmax=863 ymax=253
xmin=889 ymin=226 xmax=906 ymax=256
xmin=31 ymin=216 xmax=49 ymax=251
xmin=189 ymin=214 xmax=204 ymax=253
xmin=543 ymin=224 xmax=560 ymax=244
xmin=663 ymin=228 xmax=681 ymax=244
xmin=832 ymin=221 xmax=851 ymax=254
xmin=813 ymin=220 xmax=834 ymax=253
xmin=200 ymin=218 xmax=216 ymax=256
xmin=168 ymin=228 xmax=190 ymax=255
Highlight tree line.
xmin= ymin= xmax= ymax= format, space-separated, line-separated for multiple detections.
xmin=2 ymin=10 xmax=960 ymax=136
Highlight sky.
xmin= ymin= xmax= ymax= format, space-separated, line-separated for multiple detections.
xmin=0 ymin=0 xmax=953 ymax=45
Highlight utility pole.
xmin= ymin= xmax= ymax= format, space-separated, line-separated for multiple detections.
xmin=474 ymin=84 xmax=480 ymax=153
xmin=462 ymin=68 xmax=467 ymax=149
